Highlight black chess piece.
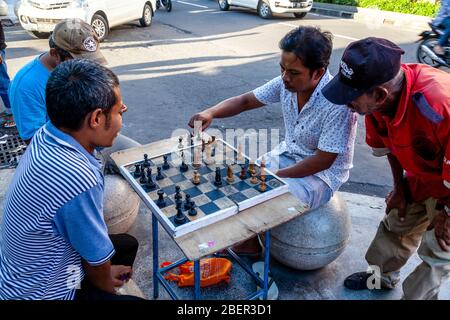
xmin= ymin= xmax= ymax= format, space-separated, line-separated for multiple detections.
xmin=162 ymin=155 xmax=170 ymax=170
xmin=184 ymin=194 xmax=191 ymax=210
xmin=239 ymin=165 xmax=247 ymax=180
xmin=174 ymin=207 xmax=186 ymax=225
xmin=188 ymin=200 xmax=197 ymax=216
xmin=156 ymin=167 xmax=164 ymax=180
xmin=174 ymin=185 xmax=182 ymax=201
xmin=214 ymin=167 xmax=223 ymax=186
xmin=143 ymin=154 xmax=150 ymax=168
xmin=139 ymin=170 xmax=147 ymax=184
xmin=133 ymin=163 xmax=141 ymax=178
xmin=146 ymin=168 xmax=156 ymax=190
xmin=156 ymin=189 xmax=166 ymax=208
xmin=180 ymin=152 xmax=188 ymax=172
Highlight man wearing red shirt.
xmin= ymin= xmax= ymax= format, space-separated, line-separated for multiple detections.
xmin=322 ymin=37 xmax=450 ymax=300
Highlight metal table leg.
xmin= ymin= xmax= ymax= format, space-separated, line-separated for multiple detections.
xmin=152 ymin=214 xmax=159 ymax=299
xmin=194 ymin=259 xmax=201 ymax=300
xmin=263 ymin=230 xmax=270 ymax=300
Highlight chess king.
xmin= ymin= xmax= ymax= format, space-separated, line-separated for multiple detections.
xmin=188 ymin=26 xmax=357 ymax=255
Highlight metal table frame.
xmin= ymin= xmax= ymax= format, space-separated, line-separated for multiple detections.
xmin=152 ymin=214 xmax=271 ymax=300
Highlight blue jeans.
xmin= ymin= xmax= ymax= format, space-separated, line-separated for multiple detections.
xmin=0 ymin=49 xmax=11 ymax=111
xmin=438 ymin=17 xmax=450 ymax=47
xmin=260 ymin=152 xmax=333 ymax=210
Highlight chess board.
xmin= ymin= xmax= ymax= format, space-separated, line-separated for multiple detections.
xmin=119 ymin=138 xmax=289 ymax=238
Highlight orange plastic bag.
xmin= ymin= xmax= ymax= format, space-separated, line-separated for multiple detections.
xmin=160 ymin=258 xmax=232 ymax=288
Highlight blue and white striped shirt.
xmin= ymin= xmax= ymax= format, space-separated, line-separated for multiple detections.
xmin=0 ymin=122 xmax=114 ymax=300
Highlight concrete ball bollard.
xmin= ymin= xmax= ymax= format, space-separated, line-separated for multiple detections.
xmin=270 ymin=192 xmax=351 ymax=270
xmin=103 ymin=174 xmax=140 ymax=234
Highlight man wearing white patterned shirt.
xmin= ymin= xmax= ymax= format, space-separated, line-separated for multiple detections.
xmin=189 ymin=26 xmax=357 ymax=211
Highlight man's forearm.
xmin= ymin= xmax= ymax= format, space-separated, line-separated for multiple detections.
xmin=277 ymin=153 xmax=335 ymax=179
xmin=207 ymin=93 xmax=263 ymax=119
xmin=82 ymin=260 xmax=115 ymax=294
xmin=387 ymin=153 xmax=405 ymax=189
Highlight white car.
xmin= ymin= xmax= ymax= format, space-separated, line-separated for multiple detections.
xmin=17 ymin=0 xmax=157 ymax=41
xmin=218 ymin=0 xmax=313 ymax=19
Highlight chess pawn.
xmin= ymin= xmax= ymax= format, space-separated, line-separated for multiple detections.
xmin=156 ymin=167 xmax=164 ymax=180
xmin=226 ymin=165 xmax=234 ymax=183
xmin=237 ymin=143 xmax=244 ymax=164
xmin=192 ymin=170 xmax=201 ymax=185
xmin=250 ymin=172 xmax=258 ymax=184
xmin=174 ymin=207 xmax=186 ymax=225
xmin=178 ymin=136 xmax=184 ymax=149
xmin=133 ymin=163 xmax=141 ymax=178
xmin=204 ymin=143 xmax=215 ymax=165
xmin=146 ymin=168 xmax=156 ymax=189
xmin=258 ymin=175 xmax=267 ymax=192
xmin=248 ymin=161 xmax=256 ymax=175
xmin=162 ymin=155 xmax=170 ymax=170
xmin=143 ymin=154 xmax=150 ymax=168
xmin=180 ymin=152 xmax=188 ymax=172
xmin=184 ymin=194 xmax=192 ymax=210
xmin=239 ymin=165 xmax=247 ymax=180
xmin=193 ymin=147 xmax=201 ymax=169
xmin=139 ymin=170 xmax=147 ymax=184
xmin=214 ymin=167 xmax=223 ymax=186
xmin=156 ymin=189 xmax=166 ymax=208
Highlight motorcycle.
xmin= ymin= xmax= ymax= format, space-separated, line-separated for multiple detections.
xmin=156 ymin=0 xmax=172 ymax=12
xmin=416 ymin=23 xmax=450 ymax=68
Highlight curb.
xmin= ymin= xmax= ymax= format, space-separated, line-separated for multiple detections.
xmin=311 ymin=2 xmax=432 ymax=31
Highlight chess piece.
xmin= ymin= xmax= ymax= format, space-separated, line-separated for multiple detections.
xmin=188 ymin=205 xmax=197 ymax=217
xmin=162 ymin=155 xmax=170 ymax=170
xmin=156 ymin=167 xmax=164 ymax=180
xmin=156 ymin=189 xmax=166 ymax=208
xmin=204 ymin=143 xmax=214 ymax=165
xmin=196 ymin=130 xmax=202 ymax=141
xmin=239 ymin=165 xmax=247 ymax=180
xmin=214 ymin=167 xmax=223 ymax=186
xmin=133 ymin=163 xmax=141 ymax=178
xmin=178 ymin=136 xmax=184 ymax=149
xmin=139 ymin=170 xmax=147 ymax=184
xmin=237 ymin=143 xmax=244 ymax=163
xmin=226 ymin=165 xmax=234 ymax=183
xmin=248 ymin=160 xmax=256 ymax=175
xmin=180 ymin=152 xmax=188 ymax=172
xmin=258 ymin=175 xmax=267 ymax=192
xmin=192 ymin=170 xmax=201 ymax=185
xmin=189 ymin=134 xmax=194 ymax=146
xmin=250 ymin=172 xmax=258 ymax=184
xmin=143 ymin=154 xmax=150 ymax=168
xmin=174 ymin=186 xmax=182 ymax=202
xmin=174 ymin=207 xmax=186 ymax=225
xmin=146 ymin=168 xmax=156 ymax=190
xmin=184 ymin=194 xmax=191 ymax=210
xmin=193 ymin=147 xmax=201 ymax=168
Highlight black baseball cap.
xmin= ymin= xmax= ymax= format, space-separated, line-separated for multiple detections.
xmin=322 ymin=37 xmax=404 ymax=105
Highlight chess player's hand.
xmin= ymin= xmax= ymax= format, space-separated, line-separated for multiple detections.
xmin=427 ymin=211 xmax=450 ymax=252
xmin=385 ymin=186 xmax=408 ymax=222
xmin=188 ymin=111 xmax=213 ymax=131
xmin=111 ymin=265 xmax=133 ymax=287
xmin=0 ymin=55 xmax=2 ymax=64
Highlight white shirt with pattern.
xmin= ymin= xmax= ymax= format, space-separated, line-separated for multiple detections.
xmin=253 ymin=70 xmax=358 ymax=192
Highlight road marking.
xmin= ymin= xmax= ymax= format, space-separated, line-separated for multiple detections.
xmin=175 ymin=0 xmax=209 ymax=8
xmin=189 ymin=9 xmax=217 ymax=13
xmin=277 ymin=22 xmax=359 ymax=41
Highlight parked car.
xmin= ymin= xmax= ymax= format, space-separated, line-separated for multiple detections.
xmin=218 ymin=0 xmax=313 ymax=19
xmin=17 ymin=0 xmax=157 ymax=41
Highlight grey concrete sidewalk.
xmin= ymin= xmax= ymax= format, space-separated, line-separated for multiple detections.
xmin=128 ymin=191 xmax=450 ymax=300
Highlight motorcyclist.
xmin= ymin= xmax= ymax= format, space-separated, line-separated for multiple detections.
xmin=433 ymin=0 xmax=450 ymax=56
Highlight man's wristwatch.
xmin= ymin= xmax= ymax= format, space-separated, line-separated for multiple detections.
xmin=444 ymin=205 xmax=450 ymax=217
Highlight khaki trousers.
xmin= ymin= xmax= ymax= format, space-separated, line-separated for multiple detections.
xmin=365 ymin=198 xmax=450 ymax=300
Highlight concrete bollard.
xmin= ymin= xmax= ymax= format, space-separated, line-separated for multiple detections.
xmin=270 ymin=192 xmax=351 ymax=270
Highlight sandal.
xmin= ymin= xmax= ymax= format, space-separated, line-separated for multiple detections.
xmin=3 ymin=119 xmax=16 ymax=128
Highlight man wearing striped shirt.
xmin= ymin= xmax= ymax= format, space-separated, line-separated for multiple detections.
xmin=0 ymin=59 xmax=140 ymax=300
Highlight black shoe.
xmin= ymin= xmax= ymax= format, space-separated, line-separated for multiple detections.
xmin=344 ymin=272 xmax=372 ymax=290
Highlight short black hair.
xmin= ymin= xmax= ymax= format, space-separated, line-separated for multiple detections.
xmin=48 ymin=36 xmax=73 ymax=61
xmin=46 ymin=59 xmax=120 ymax=131
xmin=279 ymin=26 xmax=333 ymax=72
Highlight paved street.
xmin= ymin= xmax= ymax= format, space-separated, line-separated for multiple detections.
xmin=3 ymin=0 xmax=426 ymax=196
xmin=2 ymin=0 xmax=449 ymax=300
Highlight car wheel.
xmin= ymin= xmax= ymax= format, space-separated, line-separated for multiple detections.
xmin=30 ymin=31 xmax=51 ymax=39
xmin=91 ymin=14 xmax=109 ymax=42
xmin=218 ymin=0 xmax=230 ymax=11
xmin=293 ymin=12 xmax=307 ymax=19
xmin=139 ymin=3 xmax=153 ymax=27
xmin=258 ymin=0 xmax=272 ymax=19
